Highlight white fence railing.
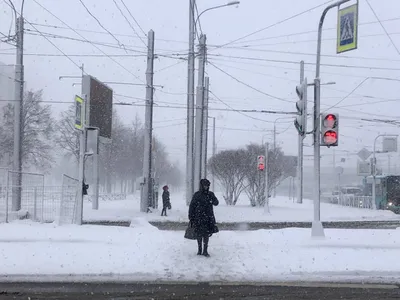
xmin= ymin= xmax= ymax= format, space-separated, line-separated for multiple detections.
xmin=324 ymin=194 xmax=373 ymax=209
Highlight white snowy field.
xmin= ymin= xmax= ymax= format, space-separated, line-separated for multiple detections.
xmin=83 ymin=192 xmax=400 ymax=222
xmin=0 ymin=220 xmax=400 ymax=283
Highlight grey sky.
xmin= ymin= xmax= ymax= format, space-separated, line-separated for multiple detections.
xmin=1 ymin=0 xmax=400 ymax=173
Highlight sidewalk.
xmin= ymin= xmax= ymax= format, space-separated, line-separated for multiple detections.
xmin=0 ymin=220 xmax=400 ymax=283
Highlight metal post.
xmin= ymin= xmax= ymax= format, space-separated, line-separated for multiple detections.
xmin=201 ymin=77 xmax=210 ymax=178
xmin=312 ymin=78 xmax=323 ymax=237
xmin=92 ymin=129 xmax=99 ymax=210
xmin=212 ymin=117 xmax=216 ymax=189
xmin=33 ymin=187 xmax=37 ymax=221
xmin=312 ymin=0 xmax=350 ymax=237
xmin=5 ymin=172 xmax=9 ymax=223
xmin=186 ymin=0 xmax=196 ymax=205
xmin=273 ymin=124 xmax=277 ymax=198
xmin=75 ymin=96 xmax=86 ymax=225
xmin=264 ymin=142 xmax=270 ymax=213
xmin=12 ymin=16 xmax=24 ymax=211
xmin=194 ymin=34 xmax=207 ymax=191
xmin=141 ymin=30 xmax=155 ymax=213
xmin=297 ymin=60 xmax=305 ymax=204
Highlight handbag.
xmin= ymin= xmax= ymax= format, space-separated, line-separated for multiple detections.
xmin=213 ymin=224 xmax=219 ymax=233
xmin=184 ymin=222 xmax=197 ymax=240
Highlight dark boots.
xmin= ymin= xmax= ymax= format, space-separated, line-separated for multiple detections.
xmin=197 ymin=237 xmax=210 ymax=257
xmin=197 ymin=238 xmax=202 ymax=255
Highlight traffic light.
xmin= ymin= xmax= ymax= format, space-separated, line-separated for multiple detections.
xmin=293 ymin=78 xmax=308 ymax=137
xmin=257 ymin=155 xmax=265 ymax=171
xmin=321 ymin=113 xmax=339 ymax=147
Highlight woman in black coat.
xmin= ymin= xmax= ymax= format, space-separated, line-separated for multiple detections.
xmin=189 ymin=179 xmax=219 ymax=257
xmin=161 ymin=185 xmax=171 ymax=216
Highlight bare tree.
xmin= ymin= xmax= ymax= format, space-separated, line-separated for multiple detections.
xmin=208 ymin=149 xmax=248 ymax=205
xmin=243 ymin=143 xmax=297 ymax=206
xmin=0 ymin=89 xmax=55 ymax=171
xmin=54 ymin=105 xmax=79 ymax=162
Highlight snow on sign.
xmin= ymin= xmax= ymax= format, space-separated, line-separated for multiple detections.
xmin=337 ymin=3 xmax=358 ymax=53
xmin=357 ymin=161 xmax=371 ymax=177
xmin=357 ymin=148 xmax=371 ymax=161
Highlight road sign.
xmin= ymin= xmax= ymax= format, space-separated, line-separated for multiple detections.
xmin=357 ymin=161 xmax=371 ymax=176
xmin=74 ymin=95 xmax=84 ymax=130
xmin=82 ymin=75 xmax=113 ymax=140
xmin=335 ymin=166 xmax=344 ymax=175
xmin=357 ymin=148 xmax=371 ymax=161
xmin=383 ymin=137 xmax=398 ymax=153
xmin=337 ymin=4 xmax=358 ymax=53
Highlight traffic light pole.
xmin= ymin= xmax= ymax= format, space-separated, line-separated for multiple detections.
xmin=313 ymin=0 xmax=350 ymax=238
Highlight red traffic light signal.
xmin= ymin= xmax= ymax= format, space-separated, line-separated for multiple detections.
xmin=323 ymin=130 xmax=338 ymax=145
xmin=323 ymin=114 xmax=337 ymax=128
xmin=258 ymin=162 xmax=265 ymax=171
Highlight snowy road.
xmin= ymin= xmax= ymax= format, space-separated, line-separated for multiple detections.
xmin=84 ymin=220 xmax=400 ymax=230
xmin=0 ymin=282 xmax=399 ymax=299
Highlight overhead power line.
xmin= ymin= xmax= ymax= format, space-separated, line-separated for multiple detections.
xmin=212 ymin=0 xmax=334 ymax=50
xmin=112 ymin=0 xmax=147 ymax=47
xmin=78 ymin=0 xmax=126 ymax=48
xmin=32 ymin=0 xmax=145 ymax=84
xmin=27 ymin=22 xmax=186 ymax=44
xmin=210 ymin=47 xmax=400 ymax=63
xmin=365 ymin=0 xmax=400 ymax=56
xmin=120 ymin=0 xmax=147 ymax=37
xmin=0 ymin=52 xmax=147 ymax=57
xmin=208 ymin=61 xmax=293 ymax=104
xmin=226 ymin=16 xmax=400 ymax=45
xmin=208 ymin=54 xmax=400 ymax=71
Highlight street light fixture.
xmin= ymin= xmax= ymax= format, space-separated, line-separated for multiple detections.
xmin=195 ymin=1 xmax=240 ymax=28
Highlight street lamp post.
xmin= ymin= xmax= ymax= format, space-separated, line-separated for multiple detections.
xmin=186 ymin=0 xmax=240 ymax=203
xmin=312 ymin=0 xmax=351 ymax=238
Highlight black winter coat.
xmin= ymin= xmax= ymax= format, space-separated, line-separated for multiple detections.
xmin=188 ymin=190 xmax=219 ymax=237
xmin=162 ymin=191 xmax=171 ymax=208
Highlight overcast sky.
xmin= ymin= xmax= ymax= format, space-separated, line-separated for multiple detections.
xmin=1 ymin=0 xmax=400 ymax=174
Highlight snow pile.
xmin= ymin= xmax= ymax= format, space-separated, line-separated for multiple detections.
xmin=83 ymin=192 xmax=400 ymax=223
xmin=0 ymin=222 xmax=399 ymax=283
xmin=129 ymin=217 xmax=158 ymax=231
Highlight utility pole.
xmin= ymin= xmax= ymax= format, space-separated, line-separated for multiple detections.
xmin=273 ymin=123 xmax=276 ymax=198
xmin=186 ymin=0 xmax=196 ymax=205
xmin=297 ymin=60 xmax=305 ymax=205
xmin=91 ymin=128 xmax=100 ymax=210
xmin=201 ymin=77 xmax=210 ymax=178
xmin=12 ymin=16 xmax=24 ymax=211
xmin=212 ymin=117 xmax=216 ymax=190
xmin=194 ymin=34 xmax=207 ymax=191
xmin=141 ymin=30 xmax=155 ymax=213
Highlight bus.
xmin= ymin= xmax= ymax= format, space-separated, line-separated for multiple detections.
xmin=364 ymin=175 xmax=400 ymax=213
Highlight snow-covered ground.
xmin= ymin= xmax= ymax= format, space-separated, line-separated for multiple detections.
xmin=83 ymin=192 xmax=400 ymax=222
xmin=0 ymin=221 xmax=400 ymax=283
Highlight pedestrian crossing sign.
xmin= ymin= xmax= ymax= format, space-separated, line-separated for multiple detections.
xmin=337 ymin=3 xmax=358 ymax=53
xmin=74 ymin=95 xmax=84 ymax=130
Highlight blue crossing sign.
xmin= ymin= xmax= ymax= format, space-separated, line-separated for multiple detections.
xmin=337 ymin=3 xmax=358 ymax=53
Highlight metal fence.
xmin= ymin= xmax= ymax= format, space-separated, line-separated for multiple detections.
xmin=0 ymin=170 xmax=45 ymax=223
xmin=0 ymin=170 xmax=129 ymax=224
xmin=324 ymin=194 xmax=373 ymax=209
xmin=58 ymin=174 xmax=79 ymax=225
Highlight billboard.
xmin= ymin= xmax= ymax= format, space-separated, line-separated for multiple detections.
xmin=83 ymin=75 xmax=113 ymax=139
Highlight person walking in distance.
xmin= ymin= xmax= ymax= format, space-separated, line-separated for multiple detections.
xmin=161 ymin=185 xmax=171 ymax=216
xmin=189 ymin=179 xmax=219 ymax=257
